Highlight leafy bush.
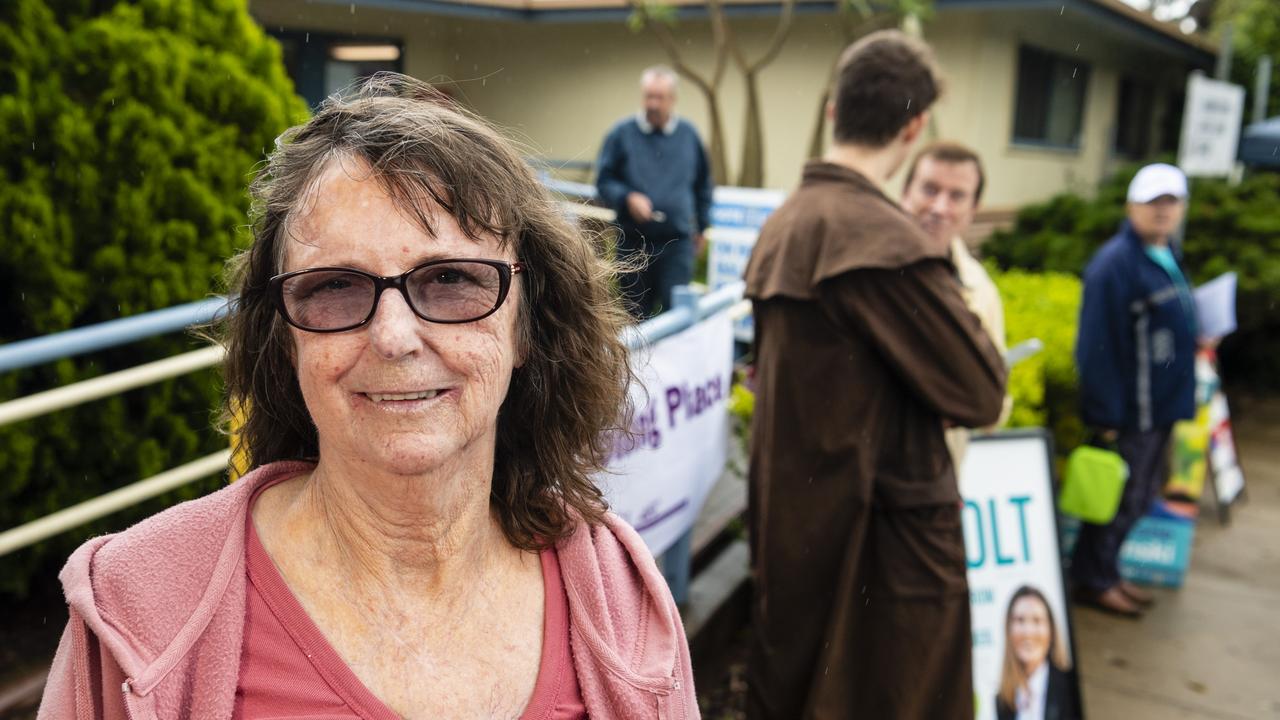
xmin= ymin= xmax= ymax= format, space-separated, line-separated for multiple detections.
xmin=991 ymin=268 xmax=1084 ymax=459
xmin=0 ymin=0 xmax=306 ymax=597
xmin=983 ymin=165 xmax=1280 ymax=388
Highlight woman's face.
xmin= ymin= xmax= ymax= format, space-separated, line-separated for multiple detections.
xmin=1009 ymin=596 xmax=1053 ymax=671
xmin=283 ymin=159 xmax=521 ymax=477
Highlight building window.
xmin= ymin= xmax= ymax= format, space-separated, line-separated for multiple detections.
xmin=269 ymin=30 xmax=403 ymax=109
xmin=1158 ymin=90 xmax=1185 ymax=155
xmin=1115 ymin=76 xmax=1155 ymax=158
xmin=1012 ymin=45 xmax=1090 ymax=149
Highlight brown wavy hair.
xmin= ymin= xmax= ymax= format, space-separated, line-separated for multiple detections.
xmin=997 ymin=585 xmax=1071 ymax=711
xmin=218 ymin=73 xmax=631 ymax=549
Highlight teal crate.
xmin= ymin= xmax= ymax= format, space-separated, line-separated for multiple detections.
xmin=1058 ymin=503 xmax=1196 ymax=588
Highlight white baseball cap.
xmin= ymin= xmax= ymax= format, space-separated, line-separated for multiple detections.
xmin=1127 ymin=163 xmax=1188 ymax=204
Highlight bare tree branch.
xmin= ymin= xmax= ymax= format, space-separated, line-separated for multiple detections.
xmin=705 ymin=0 xmax=732 ymax=88
xmin=748 ymin=0 xmax=797 ymax=73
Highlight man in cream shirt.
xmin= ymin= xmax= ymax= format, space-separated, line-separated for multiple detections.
xmin=901 ymin=141 xmax=1010 ymax=468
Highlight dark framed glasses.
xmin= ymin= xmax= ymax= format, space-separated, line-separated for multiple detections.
xmin=269 ymin=258 xmax=525 ymax=333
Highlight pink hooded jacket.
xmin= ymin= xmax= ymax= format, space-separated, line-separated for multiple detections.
xmin=37 ymin=461 xmax=698 ymax=719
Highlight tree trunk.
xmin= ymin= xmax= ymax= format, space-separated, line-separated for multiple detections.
xmin=724 ymin=0 xmax=795 ymax=187
xmin=703 ymin=90 xmax=730 ymax=185
xmin=737 ymin=70 xmax=765 ymax=187
xmin=807 ymin=87 xmax=830 ymax=159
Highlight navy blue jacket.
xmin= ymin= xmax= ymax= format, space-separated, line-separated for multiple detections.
xmin=1075 ymin=222 xmax=1197 ymax=432
xmin=595 ymin=116 xmax=713 ymax=239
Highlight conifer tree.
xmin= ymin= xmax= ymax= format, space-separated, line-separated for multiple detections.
xmin=0 ymin=0 xmax=307 ymax=596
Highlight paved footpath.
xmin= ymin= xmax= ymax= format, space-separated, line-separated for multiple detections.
xmin=1073 ymin=396 xmax=1280 ymax=719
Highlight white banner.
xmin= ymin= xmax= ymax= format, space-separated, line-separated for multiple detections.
xmin=597 ymin=308 xmax=735 ymax=555
xmin=961 ymin=432 xmax=1081 ymax=720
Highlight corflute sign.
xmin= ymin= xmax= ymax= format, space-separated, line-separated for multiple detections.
xmin=960 ymin=432 xmax=1084 ymax=720
xmin=597 ymin=308 xmax=735 ymax=555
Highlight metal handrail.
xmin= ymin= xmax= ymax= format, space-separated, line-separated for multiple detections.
xmin=0 ymin=297 xmax=230 ymax=374
xmin=626 ymin=281 xmax=745 ymax=351
xmin=0 ymin=199 xmax=614 ymax=377
xmin=0 ymin=282 xmax=745 ymax=557
xmin=541 ymin=175 xmax=599 ymax=201
xmin=0 ymin=450 xmax=233 ymax=556
xmin=0 ymin=345 xmax=226 ymax=427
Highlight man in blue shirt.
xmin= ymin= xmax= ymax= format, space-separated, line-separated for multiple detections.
xmin=596 ymin=66 xmax=714 ymax=318
xmin=1073 ymin=163 xmax=1199 ymax=617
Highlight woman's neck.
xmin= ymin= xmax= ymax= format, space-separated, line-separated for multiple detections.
xmin=261 ymin=452 xmax=518 ymax=602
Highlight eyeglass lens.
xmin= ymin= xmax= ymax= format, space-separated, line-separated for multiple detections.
xmin=280 ymin=261 xmax=506 ymax=330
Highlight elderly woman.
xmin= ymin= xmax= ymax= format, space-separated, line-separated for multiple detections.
xmin=39 ymin=74 xmax=697 ymax=719
xmin=995 ymin=586 xmax=1079 ymax=720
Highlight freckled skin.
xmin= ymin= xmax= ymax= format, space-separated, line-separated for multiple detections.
xmin=253 ymin=158 xmax=544 ymax=719
xmin=285 ymin=162 xmax=521 ymax=480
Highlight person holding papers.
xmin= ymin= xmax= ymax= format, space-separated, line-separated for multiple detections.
xmin=1073 ymin=163 xmax=1199 ymax=617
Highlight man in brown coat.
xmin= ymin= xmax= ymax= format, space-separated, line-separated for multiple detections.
xmin=744 ymin=31 xmax=1008 ymax=719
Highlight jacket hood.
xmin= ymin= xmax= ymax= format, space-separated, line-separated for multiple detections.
xmin=57 ymin=461 xmax=313 ymax=696
xmin=745 ymin=160 xmax=944 ymax=302
xmin=557 ymin=513 xmax=691 ymax=696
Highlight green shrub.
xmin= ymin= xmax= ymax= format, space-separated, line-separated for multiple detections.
xmin=991 ymin=268 xmax=1084 ymax=459
xmin=983 ymin=165 xmax=1280 ymax=388
xmin=0 ymin=0 xmax=306 ymax=597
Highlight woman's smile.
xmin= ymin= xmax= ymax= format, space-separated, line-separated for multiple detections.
xmin=355 ymin=387 xmax=452 ymax=411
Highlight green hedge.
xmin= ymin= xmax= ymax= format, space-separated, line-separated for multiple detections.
xmin=0 ymin=0 xmax=306 ymax=597
xmin=983 ymin=165 xmax=1280 ymax=388
xmin=991 ymin=268 xmax=1084 ymax=459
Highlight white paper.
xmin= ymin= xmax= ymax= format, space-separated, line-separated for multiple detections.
xmin=1194 ymin=271 xmax=1237 ymax=340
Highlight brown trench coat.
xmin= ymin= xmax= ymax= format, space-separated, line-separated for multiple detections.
xmin=743 ymin=162 xmax=1007 ymax=720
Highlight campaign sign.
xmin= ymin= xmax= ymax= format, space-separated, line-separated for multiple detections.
xmin=1059 ymin=501 xmax=1196 ymax=588
xmin=960 ymin=431 xmax=1083 ymax=720
xmin=707 ymin=186 xmax=787 ymax=343
xmin=1208 ymin=391 xmax=1246 ymax=507
xmin=596 ymin=308 xmax=735 ymax=555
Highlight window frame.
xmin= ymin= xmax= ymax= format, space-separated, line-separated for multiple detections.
xmin=267 ymin=29 xmax=404 ymax=110
xmin=1009 ymin=44 xmax=1092 ymax=152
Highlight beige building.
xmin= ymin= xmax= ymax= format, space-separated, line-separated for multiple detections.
xmin=251 ymin=0 xmax=1213 ymax=215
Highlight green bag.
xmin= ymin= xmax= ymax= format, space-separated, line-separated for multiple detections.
xmin=1059 ymin=445 xmax=1129 ymax=524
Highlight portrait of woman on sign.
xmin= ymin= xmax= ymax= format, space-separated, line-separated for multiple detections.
xmin=995 ymin=585 xmax=1080 ymax=720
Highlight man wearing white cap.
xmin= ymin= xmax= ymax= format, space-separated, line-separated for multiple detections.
xmin=1072 ymin=163 xmax=1199 ymax=617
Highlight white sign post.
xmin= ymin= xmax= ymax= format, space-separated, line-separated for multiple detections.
xmin=597 ymin=308 xmax=735 ymax=555
xmin=1178 ymin=73 xmax=1246 ymax=177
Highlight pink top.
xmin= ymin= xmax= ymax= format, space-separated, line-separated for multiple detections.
xmin=234 ymin=483 xmax=586 ymax=720
xmin=42 ymin=461 xmax=696 ymax=720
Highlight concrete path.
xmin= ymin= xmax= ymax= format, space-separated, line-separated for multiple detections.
xmin=1072 ymin=396 xmax=1280 ymax=719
